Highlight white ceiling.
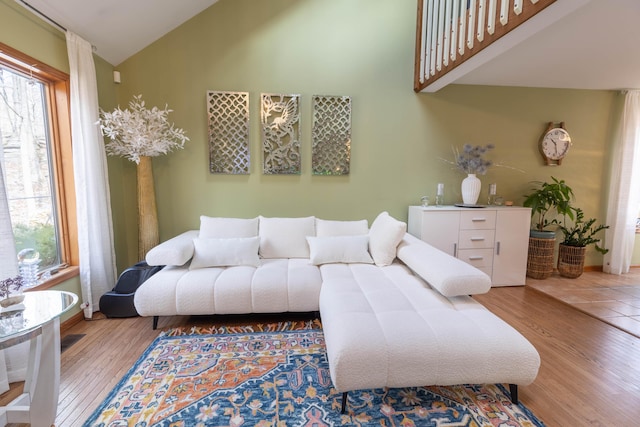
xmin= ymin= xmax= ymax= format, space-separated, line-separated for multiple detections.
xmin=20 ymin=0 xmax=219 ymax=65
xmin=17 ymin=0 xmax=640 ymax=91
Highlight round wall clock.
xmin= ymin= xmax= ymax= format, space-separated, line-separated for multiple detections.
xmin=540 ymin=122 xmax=571 ymax=165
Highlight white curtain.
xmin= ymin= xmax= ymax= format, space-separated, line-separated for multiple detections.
xmin=0 ymin=141 xmax=28 ymax=393
xmin=66 ymin=31 xmax=117 ymax=317
xmin=604 ymin=90 xmax=640 ymax=274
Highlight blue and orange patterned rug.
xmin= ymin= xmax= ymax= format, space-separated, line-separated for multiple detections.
xmin=84 ymin=321 xmax=545 ymax=426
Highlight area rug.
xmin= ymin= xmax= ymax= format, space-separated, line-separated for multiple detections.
xmin=84 ymin=321 xmax=545 ymax=426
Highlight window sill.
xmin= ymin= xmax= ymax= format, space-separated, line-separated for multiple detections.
xmin=24 ymin=266 xmax=79 ymax=292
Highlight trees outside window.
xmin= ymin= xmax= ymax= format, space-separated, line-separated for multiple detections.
xmin=0 ymin=43 xmax=76 ymax=277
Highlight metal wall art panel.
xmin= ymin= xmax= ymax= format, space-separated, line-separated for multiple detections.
xmin=261 ymin=93 xmax=301 ymax=175
xmin=207 ymin=91 xmax=250 ymax=174
xmin=311 ymin=95 xmax=351 ymax=175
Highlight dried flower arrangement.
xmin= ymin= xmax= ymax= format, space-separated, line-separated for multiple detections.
xmin=0 ymin=275 xmax=23 ymax=299
xmin=452 ymin=144 xmax=495 ymax=175
xmin=98 ymin=95 xmax=189 ymax=164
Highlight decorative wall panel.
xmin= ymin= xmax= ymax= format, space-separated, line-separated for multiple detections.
xmin=261 ymin=93 xmax=301 ymax=175
xmin=207 ymin=91 xmax=250 ymax=174
xmin=311 ymin=95 xmax=351 ymax=175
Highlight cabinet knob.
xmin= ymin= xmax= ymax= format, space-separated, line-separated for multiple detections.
xmin=469 ymin=256 xmax=483 ymax=260
xmin=470 ymin=237 xmax=485 ymax=241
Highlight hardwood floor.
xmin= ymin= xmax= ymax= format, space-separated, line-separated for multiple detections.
xmin=527 ymin=269 xmax=640 ymax=337
xmin=3 ymin=274 xmax=640 ymax=426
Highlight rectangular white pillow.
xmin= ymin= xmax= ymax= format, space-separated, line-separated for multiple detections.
xmin=259 ymin=216 xmax=315 ymax=258
xmin=315 ymin=218 xmax=369 ymax=237
xmin=306 ymin=235 xmax=373 ymax=265
xmin=199 ymin=216 xmax=259 ymax=238
xmin=189 ymin=236 xmax=260 ymax=269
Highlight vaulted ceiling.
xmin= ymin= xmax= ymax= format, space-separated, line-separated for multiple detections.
xmin=18 ymin=0 xmax=640 ymax=91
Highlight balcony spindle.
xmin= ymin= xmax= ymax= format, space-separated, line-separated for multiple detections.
xmin=428 ymin=0 xmax=437 ymax=77
xmin=436 ymin=0 xmax=445 ymax=71
xmin=450 ymin=0 xmax=460 ymax=61
xmin=477 ymin=0 xmax=486 ymax=42
xmin=443 ymin=0 xmax=453 ymax=66
xmin=487 ymin=0 xmax=497 ymax=34
xmin=458 ymin=0 xmax=467 ymax=55
xmin=467 ymin=0 xmax=477 ymax=49
xmin=514 ymin=0 xmax=523 ymax=14
xmin=500 ymin=0 xmax=509 ymax=25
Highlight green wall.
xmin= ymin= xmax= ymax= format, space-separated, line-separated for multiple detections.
xmin=114 ymin=0 xmax=617 ymax=267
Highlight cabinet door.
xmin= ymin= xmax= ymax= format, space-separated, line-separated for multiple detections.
xmin=492 ymin=209 xmax=531 ymax=286
xmin=414 ymin=210 xmax=460 ymax=257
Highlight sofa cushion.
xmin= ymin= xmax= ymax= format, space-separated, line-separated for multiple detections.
xmin=259 ymin=216 xmax=315 ymax=259
xmin=368 ymin=212 xmax=407 ymax=266
xmin=199 ymin=216 xmax=259 ymax=238
xmin=316 ymin=219 xmax=369 ymax=237
xmin=306 ymin=235 xmax=373 ymax=265
xmin=189 ymin=237 xmax=260 ymax=269
xmin=134 ymin=259 xmax=322 ymax=316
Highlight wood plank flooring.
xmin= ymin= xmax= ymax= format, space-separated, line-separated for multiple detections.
xmin=3 ymin=273 xmax=640 ymax=426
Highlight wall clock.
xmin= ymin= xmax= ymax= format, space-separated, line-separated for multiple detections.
xmin=540 ymin=122 xmax=571 ymax=165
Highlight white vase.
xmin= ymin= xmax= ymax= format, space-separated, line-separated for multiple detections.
xmin=461 ymin=173 xmax=481 ymax=205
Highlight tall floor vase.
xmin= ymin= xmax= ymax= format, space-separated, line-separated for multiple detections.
xmin=461 ymin=173 xmax=481 ymax=205
xmin=137 ymin=156 xmax=159 ymax=261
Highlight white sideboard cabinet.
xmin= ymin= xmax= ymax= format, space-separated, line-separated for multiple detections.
xmin=408 ymin=206 xmax=531 ymax=286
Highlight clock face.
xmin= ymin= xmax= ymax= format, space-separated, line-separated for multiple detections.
xmin=541 ymin=128 xmax=571 ymax=160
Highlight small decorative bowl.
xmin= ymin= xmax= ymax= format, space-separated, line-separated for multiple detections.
xmin=0 ymin=294 xmax=25 ymax=308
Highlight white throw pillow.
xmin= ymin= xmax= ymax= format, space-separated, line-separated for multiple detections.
xmin=189 ymin=236 xmax=260 ymax=269
xmin=316 ymin=218 xmax=369 ymax=237
xmin=368 ymin=211 xmax=407 ymax=266
xmin=259 ymin=216 xmax=315 ymax=258
xmin=199 ymin=216 xmax=259 ymax=238
xmin=306 ymin=235 xmax=373 ymax=265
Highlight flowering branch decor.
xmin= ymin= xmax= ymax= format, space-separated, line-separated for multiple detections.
xmin=98 ymin=95 xmax=189 ymax=164
xmin=452 ymin=143 xmax=494 ymax=175
xmin=0 ymin=276 xmax=23 ymax=299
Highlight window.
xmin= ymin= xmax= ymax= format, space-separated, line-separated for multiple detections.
xmin=0 ymin=42 xmax=77 ymax=283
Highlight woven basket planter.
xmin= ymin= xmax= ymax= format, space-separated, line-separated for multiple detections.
xmin=526 ymin=237 xmax=556 ymax=279
xmin=557 ymin=244 xmax=586 ymax=278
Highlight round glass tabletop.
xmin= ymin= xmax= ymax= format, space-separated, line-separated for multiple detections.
xmin=0 ymin=290 xmax=78 ymax=341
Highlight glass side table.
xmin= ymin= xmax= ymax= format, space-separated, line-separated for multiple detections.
xmin=0 ymin=290 xmax=78 ymax=427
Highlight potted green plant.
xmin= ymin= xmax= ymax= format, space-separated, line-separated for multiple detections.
xmin=556 ymin=208 xmax=608 ymax=278
xmin=522 ymin=176 xmax=575 ymax=238
xmin=522 ymin=177 xmax=574 ymax=279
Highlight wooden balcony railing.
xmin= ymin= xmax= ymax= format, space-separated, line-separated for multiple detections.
xmin=414 ymin=0 xmax=557 ymax=92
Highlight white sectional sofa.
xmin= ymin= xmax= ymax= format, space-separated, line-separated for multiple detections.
xmin=134 ymin=212 xmax=540 ymax=410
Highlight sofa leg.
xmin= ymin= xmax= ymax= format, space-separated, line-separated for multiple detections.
xmin=341 ymin=391 xmax=348 ymax=413
xmin=153 ymin=316 xmax=159 ymax=330
xmin=509 ymin=384 xmax=519 ymax=404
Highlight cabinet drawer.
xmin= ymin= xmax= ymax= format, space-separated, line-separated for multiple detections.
xmin=458 ymin=229 xmax=495 ymax=249
xmin=460 ymin=210 xmax=497 ymax=230
xmin=457 ymin=248 xmax=494 ymax=268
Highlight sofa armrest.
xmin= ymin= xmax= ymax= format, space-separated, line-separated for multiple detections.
xmin=145 ymin=230 xmax=199 ymax=266
xmin=396 ymin=233 xmax=491 ymax=297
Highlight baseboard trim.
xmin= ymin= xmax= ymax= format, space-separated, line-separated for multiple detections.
xmin=61 ymin=310 xmax=84 ymax=333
